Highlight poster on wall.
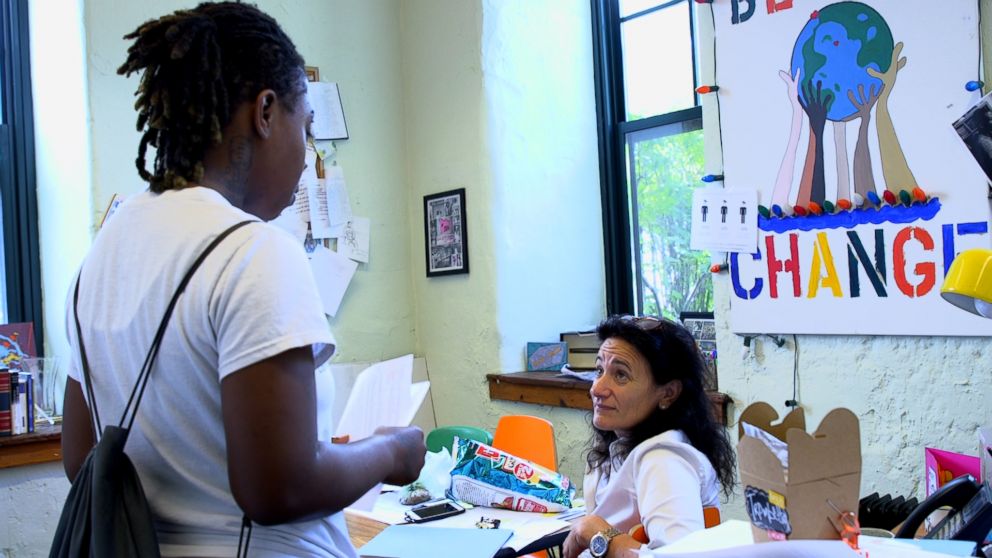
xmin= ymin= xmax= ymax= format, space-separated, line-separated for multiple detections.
xmin=714 ymin=0 xmax=992 ymax=335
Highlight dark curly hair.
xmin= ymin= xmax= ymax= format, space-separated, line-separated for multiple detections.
xmin=585 ymin=315 xmax=736 ymax=496
xmin=117 ymin=2 xmax=306 ymax=192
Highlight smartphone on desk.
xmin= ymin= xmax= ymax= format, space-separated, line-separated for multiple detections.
xmin=404 ymin=499 xmax=466 ymax=523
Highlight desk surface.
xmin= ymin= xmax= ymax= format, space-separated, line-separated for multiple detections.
xmin=345 ymin=508 xmax=570 ymax=558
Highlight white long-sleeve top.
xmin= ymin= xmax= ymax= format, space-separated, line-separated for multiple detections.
xmin=583 ymin=429 xmax=720 ymax=551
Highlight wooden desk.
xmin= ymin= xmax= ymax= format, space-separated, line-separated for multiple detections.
xmin=0 ymin=424 xmax=61 ymax=468
xmin=345 ymin=510 xmax=390 ymax=549
xmin=486 ymin=371 xmax=731 ymax=426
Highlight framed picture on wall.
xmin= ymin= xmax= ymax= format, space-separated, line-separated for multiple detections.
xmin=424 ymin=188 xmax=469 ymax=277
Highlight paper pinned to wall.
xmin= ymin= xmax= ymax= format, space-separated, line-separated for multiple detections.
xmin=307 ymin=81 xmax=349 ymax=140
xmin=271 ymin=148 xmax=318 ymax=242
xmin=325 ymin=166 xmax=353 ymax=230
xmin=308 ymin=244 xmax=358 ymax=317
xmin=337 ymin=216 xmax=370 ymax=263
xmin=271 ymin=190 xmax=310 ymax=243
xmin=308 ymin=178 xmax=334 ymax=239
xmin=313 ymin=139 xmax=335 ymax=161
xmin=690 ymin=187 xmax=758 ymax=253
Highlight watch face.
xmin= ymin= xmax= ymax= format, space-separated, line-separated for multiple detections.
xmin=590 ymin=533 xmax=608 ymax=557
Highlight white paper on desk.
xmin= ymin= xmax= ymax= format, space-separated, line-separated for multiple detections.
xmin=338 ymin=216 xmax=370 ymax=263
xmin=649 ymin=519 xmax=753 ymax=554
xmin=308 ymin=178 xmax=334 ymax=239
xmin=420 ymin=504 xmax=569 ymax=552
xmin=336 ymin=355 xmax=430 ymax=511
xmin=307 ymin=81 xmax=348 ymax=140
xmin=308 ymin=245 xmax=358 ymax=317
xmin=325 ymin=166 xmax=352 ymax=228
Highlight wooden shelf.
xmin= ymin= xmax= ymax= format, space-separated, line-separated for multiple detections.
xmin=0 ymin=424 xmax=62 ymax=469
xmin=486 ymin=371 xmax=731 ymax=426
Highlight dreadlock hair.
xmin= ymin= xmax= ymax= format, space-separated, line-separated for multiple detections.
xmin=118 ymin=2 xmax=306 ymax=192
xmin=585 ymin=315 xmax=737 ymax=496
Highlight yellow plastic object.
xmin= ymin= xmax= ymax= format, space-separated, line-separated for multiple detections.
xmin=941 ymin=248 xmax=992 ymax=318
xmin=492 ymin=415 xmax=558 ymax=472
xmin=425 ymin=425 xmax=492 ymax=454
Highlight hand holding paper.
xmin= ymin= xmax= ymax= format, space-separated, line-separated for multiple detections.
xmin=335 ymin=354 xmax=431 ymax=511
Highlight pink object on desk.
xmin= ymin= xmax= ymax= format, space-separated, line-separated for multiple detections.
xmin=925 ymin=447 xmax=981 ymax=497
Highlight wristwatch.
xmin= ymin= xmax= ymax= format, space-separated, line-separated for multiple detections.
xmin=589 ymin=526 xmax=622 ymax=558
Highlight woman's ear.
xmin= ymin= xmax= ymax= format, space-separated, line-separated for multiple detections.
xmin=658 ymin=379 xmax=682 ymax=410
xmin=252 ymin=89 xmax=278 ymax=139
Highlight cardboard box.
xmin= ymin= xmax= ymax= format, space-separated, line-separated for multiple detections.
xmin=737 ymin=402 xmax=861 ymax=542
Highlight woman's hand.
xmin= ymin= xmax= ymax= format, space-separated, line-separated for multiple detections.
xmin=563 ymin=514 xmax=612 ymax=558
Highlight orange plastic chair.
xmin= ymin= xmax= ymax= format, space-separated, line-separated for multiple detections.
xmin=629 ymin=507 xmax=721 ymax=543
xmin=492 ymin=415 xmax=558 ymax=471
xmin=492 ymin=417 xmax=559 ymax=558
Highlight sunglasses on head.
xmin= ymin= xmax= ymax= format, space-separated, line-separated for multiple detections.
xmin=620 ymin=315 xmax=664 ymax=330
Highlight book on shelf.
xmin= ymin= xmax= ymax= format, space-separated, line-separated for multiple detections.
xmin=10 ymin=370 xmax=29 ymax=435
xmin=21 ymin=372 xmax=33 ymax=433
xmin=560 ymin=330 xmax=601 ymax=370
xmin=0 ymin=370 xmax=9 ymax=436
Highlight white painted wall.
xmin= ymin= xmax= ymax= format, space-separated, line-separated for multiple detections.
xmin=401 ymin=0 xmax=604 ymax=487
xmin=30 ymin=0 xmax=93 ymax=362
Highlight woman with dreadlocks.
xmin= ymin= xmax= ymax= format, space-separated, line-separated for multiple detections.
xmin=60 ymin=3 xmax=425 ymax=556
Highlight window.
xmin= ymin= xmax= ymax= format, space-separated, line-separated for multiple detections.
xmin=0 ymin=0 xmax=43 ymax=347
xmin=592 ymin=0 xmax=712 ymax=319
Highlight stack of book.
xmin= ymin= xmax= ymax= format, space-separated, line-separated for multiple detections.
xmin=559 ymin=330 xmax=601 ymax=370
xmin=0 ymin=367 xmax=33 ymax=436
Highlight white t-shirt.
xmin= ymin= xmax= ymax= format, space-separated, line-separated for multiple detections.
xmin=582 ymin=429 xmax=720 ymax=551
xmin=65 ymin=187 xmax=352 ymax=558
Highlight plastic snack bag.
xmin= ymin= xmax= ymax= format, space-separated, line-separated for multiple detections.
xmin=449 ymin=438 xmax=574 ymax=512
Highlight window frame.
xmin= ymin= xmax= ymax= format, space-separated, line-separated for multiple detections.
xmin=592 ymin=0 xmax=702 ymax=315
xmin=0 ymin=0 xmax=44 ymax=352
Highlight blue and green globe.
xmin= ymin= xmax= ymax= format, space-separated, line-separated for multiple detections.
xmin=791 ymin=2 xmax=894 ymax=121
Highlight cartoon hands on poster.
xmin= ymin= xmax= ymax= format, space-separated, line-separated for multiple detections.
xmin=867 ymin=41 xmax=907 ymax=99
xmin=780 ymin=68 xmax=802 ymax=111
xmin=845 ymin=83 xmax=880 ymax=122
xmin=801 ymin=79 xmax=833 ymax=127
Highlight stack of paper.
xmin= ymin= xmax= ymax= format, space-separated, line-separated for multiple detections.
xmin=335 ymin=354 xmax=430 ymax=511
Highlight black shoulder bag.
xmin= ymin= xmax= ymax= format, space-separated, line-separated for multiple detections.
xmin=50 ymin=220 xmax=255 ymax=558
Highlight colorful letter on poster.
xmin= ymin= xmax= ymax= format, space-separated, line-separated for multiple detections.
xmin=714 ymin=0 xmax=992 ymax=335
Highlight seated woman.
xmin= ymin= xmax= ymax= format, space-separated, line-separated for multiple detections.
xmin=564 ymin=316 xmax=736 ymax=558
